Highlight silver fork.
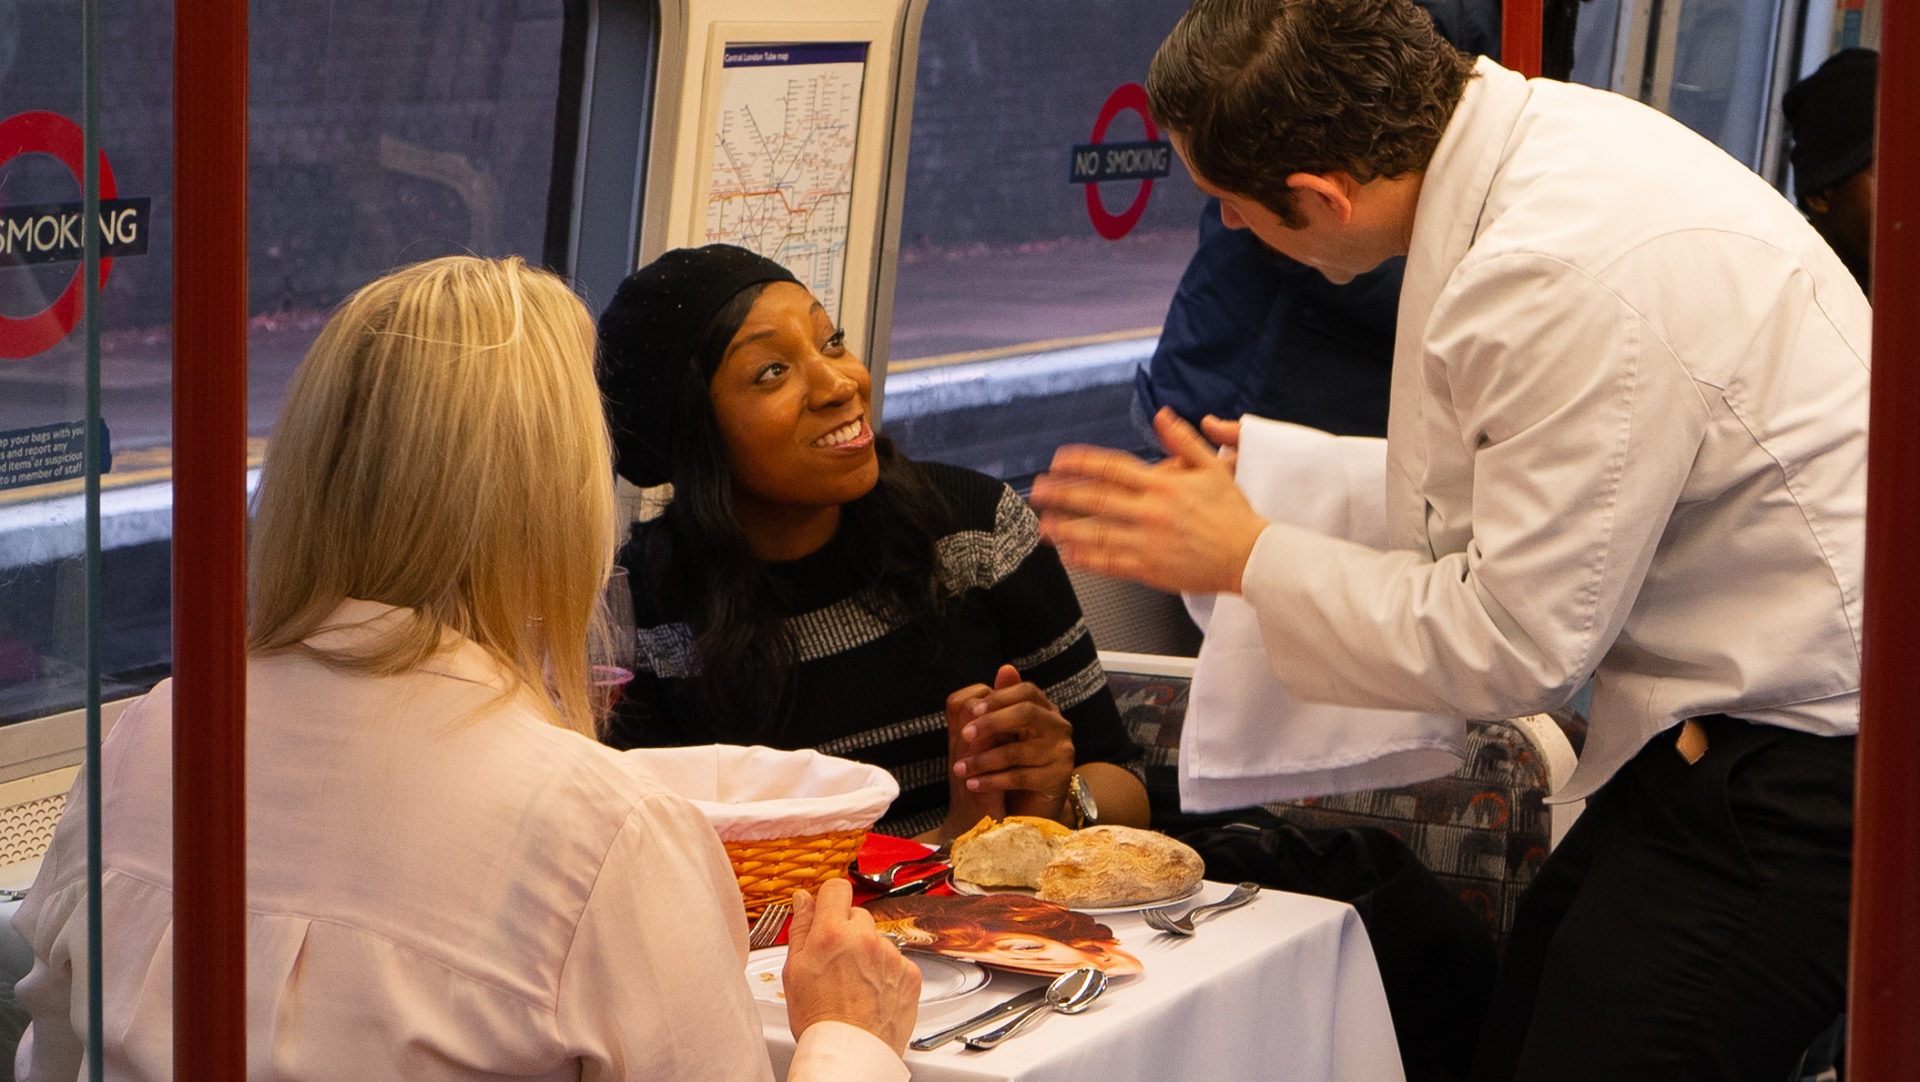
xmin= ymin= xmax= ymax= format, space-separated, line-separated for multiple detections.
xmin=748 ymin=900 xmax=792 ymax=950
xmin=1142 ymin=882 xmax=1261 ymax=936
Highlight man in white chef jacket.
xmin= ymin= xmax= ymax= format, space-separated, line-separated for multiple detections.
xmin=1029 ymin=1 xmax=1870 ymax=1078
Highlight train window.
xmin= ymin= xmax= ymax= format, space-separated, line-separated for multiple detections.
xmin=0 ymin=0 xmax=580 ymax=729
xmin=1594 ymin=0 xmax=1829 ymax=177
xmin=878 ymin=0 xmax=1205 ymax=486
xmin=1652 ymin=0 xmax=1788 ymax=170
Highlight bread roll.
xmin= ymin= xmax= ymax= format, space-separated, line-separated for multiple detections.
xmin=1037 ymin=825 xmax=1205 ymax=908
xmin=951 ymin=817 xmax=1206 ymax=907
xmin=948 ymin=816 xmax=1070 ymax=888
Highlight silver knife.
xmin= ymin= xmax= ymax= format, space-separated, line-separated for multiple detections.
xmin=873 ymin=866 xmax=952 ymax=901
xmin=908 ymin=985 xmax=1049 ymax=1051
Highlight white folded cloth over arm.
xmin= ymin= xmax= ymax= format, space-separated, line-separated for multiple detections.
xmin=1178 ymin=418 xmax=1467 ymax=811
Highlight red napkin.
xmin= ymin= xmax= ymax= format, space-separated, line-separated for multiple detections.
xmin=759 ymin=832 xmax=954 ymax=947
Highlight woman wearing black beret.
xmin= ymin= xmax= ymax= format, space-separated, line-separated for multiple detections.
xmin=596 ymin=244 xmax=1148 ymax=840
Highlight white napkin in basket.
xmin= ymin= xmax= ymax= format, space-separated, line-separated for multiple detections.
xmin=1178 ymin=418 xmax=1467 ymax=811
xmin=625 ymin=744 xmax=899 ymax=841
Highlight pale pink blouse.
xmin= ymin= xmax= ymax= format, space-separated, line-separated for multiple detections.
xmin=14 ymin=601 xmax=903 ymax=1081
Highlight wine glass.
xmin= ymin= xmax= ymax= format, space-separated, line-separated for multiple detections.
xmin=591 ymin=566 xmax=637 ymax=714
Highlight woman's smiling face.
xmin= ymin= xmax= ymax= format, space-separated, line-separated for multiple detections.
xmin=708 ymin=281 xmax=879 ymax=552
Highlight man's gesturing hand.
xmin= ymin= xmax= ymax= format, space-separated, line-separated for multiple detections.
xmin=1029 ymin=407 xmax=1268 ymax=595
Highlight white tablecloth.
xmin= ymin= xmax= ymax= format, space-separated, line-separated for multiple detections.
xmin=755 ymin=881 xmax=1406 ymax=1082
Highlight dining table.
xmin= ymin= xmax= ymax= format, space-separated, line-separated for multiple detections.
xmin=750 ymin=840 xmax=1407 ymax=1082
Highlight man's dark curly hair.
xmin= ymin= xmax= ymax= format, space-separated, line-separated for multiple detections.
xmin=1148 ymin=0 xmax=1477 ymax=226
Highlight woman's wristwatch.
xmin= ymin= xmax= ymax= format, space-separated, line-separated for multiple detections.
xmin=1065 ymin=772 xmax=1098 ymax=828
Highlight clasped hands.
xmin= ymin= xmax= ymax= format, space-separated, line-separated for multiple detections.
xmin=943 ymin=663 xmax=1077 ymax=831
xmin=1027 ymin=407 xmax=1269 ymax=596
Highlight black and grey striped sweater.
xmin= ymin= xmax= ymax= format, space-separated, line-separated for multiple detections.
xmin=607 ymin=460 xmax=1137 ymax=838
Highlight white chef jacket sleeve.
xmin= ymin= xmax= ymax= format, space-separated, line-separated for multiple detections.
xmin=1241 ymin=251 xmax=1708 ymax=720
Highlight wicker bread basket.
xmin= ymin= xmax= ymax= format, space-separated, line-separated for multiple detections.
xmin=629 ymin=745 xmax=899 ymax=920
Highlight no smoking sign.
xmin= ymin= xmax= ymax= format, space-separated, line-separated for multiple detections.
xmin=1068 ymin=83 xmax=1174 ymax=240
xmin=0 ymin=110 xmax=151 ymax=360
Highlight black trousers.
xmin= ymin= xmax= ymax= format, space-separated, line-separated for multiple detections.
xmin=1469 ymin=715 xmax=1855 ymax=1081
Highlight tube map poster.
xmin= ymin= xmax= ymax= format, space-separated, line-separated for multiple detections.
xmin=708 ymin=42 xmax=868 ymax=322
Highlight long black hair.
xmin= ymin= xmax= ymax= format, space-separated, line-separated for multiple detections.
xmin=633 ymin=284 xmax=954 ymax=734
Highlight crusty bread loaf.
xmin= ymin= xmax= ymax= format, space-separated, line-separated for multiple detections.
xmin=949 ymin=816 xmax=1070 ymax=888
xmin=950 ymin=817 xmax=1205 ymax=907
xmin=1037 ymin=825 xmax=1205 ymax=908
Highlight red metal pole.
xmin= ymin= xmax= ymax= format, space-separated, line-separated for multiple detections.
xmin=1502 ymin=0 xmax=1543 ymax=77
xmin=1848 ymin=4 xmax=1920 ymax=1076
xmin=172 ymin=0 xmax=248 ymax=1075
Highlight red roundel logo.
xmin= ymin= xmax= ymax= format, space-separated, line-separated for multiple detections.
xmin=0 ymin=111 xmax=119 ymax=360
xmin=1084 ymin=84 xmax=1159 ymax=241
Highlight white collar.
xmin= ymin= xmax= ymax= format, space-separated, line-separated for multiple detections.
xmin=1404 ymin=56 xmax=1532 ymax=302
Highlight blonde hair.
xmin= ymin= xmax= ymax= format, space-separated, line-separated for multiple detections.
xmin=248 ymin=255 xmax=615 ymax=735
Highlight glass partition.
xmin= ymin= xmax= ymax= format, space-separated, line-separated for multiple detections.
xmin=0 ymin=1 xmax=121 ymax=735
xmin=0 ymin=0 xmax=104 ymax=1068
xmin=0 ymin=0 xmax=570 ymax=729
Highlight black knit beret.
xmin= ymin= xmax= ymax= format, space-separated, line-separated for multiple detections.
xmin=1782 ymin=48 xmax=1878 ymax=202
xmin=597 ymin=244 xmax=799 ymax=487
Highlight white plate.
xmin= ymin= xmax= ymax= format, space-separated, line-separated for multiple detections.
xmin=951 ymin=877 xmax=1204 ymax=915
xmin=746 ymin=947 xmax=990 ymax=1006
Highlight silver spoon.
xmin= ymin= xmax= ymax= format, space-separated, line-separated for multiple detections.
xmin=962 ymin=965 xmax=1108 ymax=1050
xmin=849 ymin=850 xmax=948 ymax=891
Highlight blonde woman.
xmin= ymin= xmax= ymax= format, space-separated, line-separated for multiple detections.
xmin=14 ymin=256 xmax=916 ymax=1081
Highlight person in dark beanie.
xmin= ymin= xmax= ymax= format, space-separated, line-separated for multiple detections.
xmin=596 ymin=244 xmax=1147 ymax=841
xmin=1783 ymin=47 xmax=1878 ymax=295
